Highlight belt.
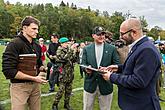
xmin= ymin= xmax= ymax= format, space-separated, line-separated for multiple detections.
xmin=11 ymin=79 xmax=34 ymax=83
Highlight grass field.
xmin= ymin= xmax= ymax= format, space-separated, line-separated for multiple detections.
xmin=0 ymin=45 xmax=165 ymax=110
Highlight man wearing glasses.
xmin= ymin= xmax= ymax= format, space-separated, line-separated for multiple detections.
xmin=102 ymin=18 xmax=161 ymax=110
xmin=81 ymin=26 xmax=120 ymax=110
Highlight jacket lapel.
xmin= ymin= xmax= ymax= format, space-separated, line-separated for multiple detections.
xmin=90 ymin=43 xmax=98 ymax=68
xmin=124 ymin=37 xmax=149 ymax=64
xmin=100 ymin=43 xmax=107 ymax=67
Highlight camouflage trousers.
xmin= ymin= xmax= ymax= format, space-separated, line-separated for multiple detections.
xmin=53 ymin=81 xmax=73 ymax=105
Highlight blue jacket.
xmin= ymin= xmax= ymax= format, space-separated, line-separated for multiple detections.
xmin=110 ymin=37 xmax=161 ymax=110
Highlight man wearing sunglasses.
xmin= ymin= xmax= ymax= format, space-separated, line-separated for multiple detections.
xmin=102 ymin=18 xmax=161 ymax=110
xmin=81 ymin=26 xmax=120 ymax=110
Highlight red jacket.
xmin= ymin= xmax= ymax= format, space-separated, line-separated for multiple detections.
xmin=40 ymin=44 xmax=47 ymax=61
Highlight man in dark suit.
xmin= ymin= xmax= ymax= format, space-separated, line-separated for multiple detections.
xmin=81 ymin=26 xmax=120 ymax=110
xmin=102 ymin=18 xmax=161 ymax=110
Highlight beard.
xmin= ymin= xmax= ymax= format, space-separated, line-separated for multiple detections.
xmin=123 ymin=33 xmax=134 ymax=46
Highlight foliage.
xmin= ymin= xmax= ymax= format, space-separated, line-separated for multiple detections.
xmin=159 ymin=30 xmax=165 ymax=40
xmin=139 ymin=16 xmax=148 ymax=30
xmin=148 ymin=26 xmax=162 ymax=40
xmin=0 ymin=0 xmax=5 ymax=8
xmin=0 ymin=7 xmax=14 ymax=38
xmin=1 ymin=1 xmax=163 ymax=41
xmin=0 ymin=1 xmax=122 ymax=40
xmin=108 ymin=11 xmax=125 ymax=40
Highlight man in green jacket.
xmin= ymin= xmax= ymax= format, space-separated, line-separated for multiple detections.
xmin=81 ymin=26 xmax=120 ymax=110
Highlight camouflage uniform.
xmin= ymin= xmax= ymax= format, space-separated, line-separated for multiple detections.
xmin=52 ymin=44 xmax=77 ymax=107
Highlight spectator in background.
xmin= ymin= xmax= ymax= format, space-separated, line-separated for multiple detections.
xmin=155 ymin=43 xmax=164 ymax=100
xmin=79 ymin=42 xmax=86 ymax=78
xmin=39 ymin=38 xmax=47 ymax=67
xmin=115 ymin=39 xmax=129 ymax=64
xmin=161 ymin=50 xmax=165 ymax=89
xmin=46 ymin=34 xmax=60 ymax=92
xmin=105 ymin=31 xmax=114 ymax=45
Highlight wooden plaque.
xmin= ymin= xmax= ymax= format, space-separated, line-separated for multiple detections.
xmin=17 ymin=54 xmax=37 ymax=76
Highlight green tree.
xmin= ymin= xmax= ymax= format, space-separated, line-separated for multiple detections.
xmin=159 ymin=30 xmax=165 ymax=40
xmin=109 ymin=11 xmax=125 ymax=40
xmin=148 ymin=26 xmax=162 ymax=40
xmin=0 ymin=7 xmax=14 ymax=38
xmin=0 ymin=0 xmax=5 ymax=8
xmin=139 ymin=16 xmax=148 ymax=31
xmin=60 ymin=1 xmax=66 ymax=7
xmin=38 ymin=3 xmax=60 ymax=38
xmin=1 ymin=1 xmax=155 ymax=41
xmin=103 ymin=11 xmax=109 ymax=18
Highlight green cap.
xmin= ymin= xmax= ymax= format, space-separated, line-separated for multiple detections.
xmin=59 ymin=37 xmax=69 ymax=43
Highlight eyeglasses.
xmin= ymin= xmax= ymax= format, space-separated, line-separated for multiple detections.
xmin=96 ymin=33 xmax=105 ymax=36
xmin=120 ymin=29 xmax=133 ymax=36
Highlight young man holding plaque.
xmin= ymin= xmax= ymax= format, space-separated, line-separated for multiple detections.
xmin=81 ymin=26 xmax=120 ymax=110
xmin=2 ymin=16 xmax=47 ymax=110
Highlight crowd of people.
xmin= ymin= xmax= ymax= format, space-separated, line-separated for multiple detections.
xmin=1 ymin=16 xmax=164 ymax=110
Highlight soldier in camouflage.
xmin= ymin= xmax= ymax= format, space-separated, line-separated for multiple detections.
xmin=52 ymin=37 xmax=77 ymax=110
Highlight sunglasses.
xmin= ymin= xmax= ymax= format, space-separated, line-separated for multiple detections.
xmin=120 ymin=29 xmax=133 ymax=36
xmin=96 ymin=33 xmax=105 ymax=36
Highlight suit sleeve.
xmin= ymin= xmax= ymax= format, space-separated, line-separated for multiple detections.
xmin=110 ymin=48 xmax=161 ymax=89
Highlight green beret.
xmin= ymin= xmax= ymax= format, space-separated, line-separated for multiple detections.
xmin=59 ymin=37 xmax=69 ymax=43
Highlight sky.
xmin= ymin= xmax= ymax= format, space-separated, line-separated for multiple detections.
xmin=4 ymin=0 xmax=165 ymax=30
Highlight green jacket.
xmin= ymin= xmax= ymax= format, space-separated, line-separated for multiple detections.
xmin=81 ymin=42 xmax=120 ymax=95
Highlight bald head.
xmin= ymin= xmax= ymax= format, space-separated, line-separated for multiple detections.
xmin=121 ymin=18 xmax=142 ymax=31
xmin=119 ymin=18 xmax=144 ymax=45
xmin=120 ymin=18 xmax=143 ymax=41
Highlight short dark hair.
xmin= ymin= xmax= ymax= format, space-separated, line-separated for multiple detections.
xmin=21 ymin=16 xmax=40 ymax=28
xmin=51 ymin=34 xmax=59 ymax=39
xmin=105 ymin=31 xmax=113 ymax=39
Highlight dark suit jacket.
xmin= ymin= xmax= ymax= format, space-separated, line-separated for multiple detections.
xmin=82 ymin=42 xmax=120 ymax=95
xmin=110 ymin=37 xmax=161 ymax=110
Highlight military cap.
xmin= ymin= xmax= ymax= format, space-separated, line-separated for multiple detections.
xmin=59 ymin=37 xmax=69 ymax=43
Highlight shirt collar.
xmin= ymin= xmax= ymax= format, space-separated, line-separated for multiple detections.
xmin=128 ymin=35 xmax=146 ymax=52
